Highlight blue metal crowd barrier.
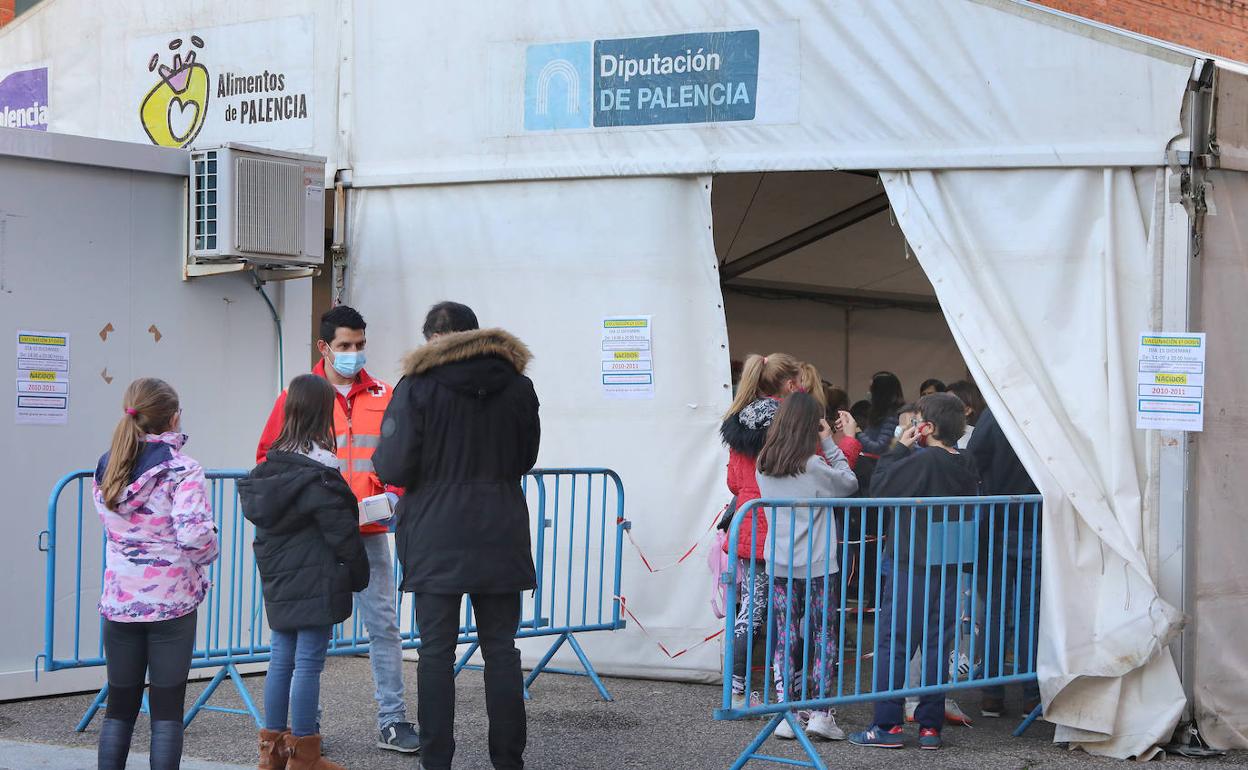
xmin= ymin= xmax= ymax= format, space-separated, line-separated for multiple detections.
xmin=716 ymin=495 xmax=1042 ymax=770
xmin=36 ymin=467 xmax=627 ymax=729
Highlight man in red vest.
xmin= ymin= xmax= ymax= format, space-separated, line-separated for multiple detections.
xmin=257 ymin=305 xmax=420 ymax=755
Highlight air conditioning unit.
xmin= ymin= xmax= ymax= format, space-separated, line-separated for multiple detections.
xmin=186 ymin=144 xmax=325 ymax=277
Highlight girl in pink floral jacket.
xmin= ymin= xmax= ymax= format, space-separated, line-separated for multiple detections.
xmin=92 ymin=378 xmax=219 ymax=770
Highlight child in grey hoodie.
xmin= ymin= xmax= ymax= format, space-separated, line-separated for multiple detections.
xmin=757 ymin=392 xmax=859 ymax=742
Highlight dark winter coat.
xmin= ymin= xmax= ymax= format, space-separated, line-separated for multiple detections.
xmin=373 ymin=328 xmax=541 ymax=595
xmin=238 ymin=451 xmax=369 ymax=631
xmin=966 ymin=408 xmax=1038 ymax=497
xmin=966 ymin=407 xmax=1041 ymax=541
xmin=870 ymin=443 xmax=981 ymax=568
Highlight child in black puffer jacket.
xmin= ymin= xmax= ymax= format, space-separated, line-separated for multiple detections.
xmin=240 ymin=374 xmax=369 ymax=770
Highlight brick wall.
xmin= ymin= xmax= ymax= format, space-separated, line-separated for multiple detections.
xmin=1035 ymin=0 xmax=1248 ymax=62
xmin=0 ymin=0 xmax=1243 ymax=59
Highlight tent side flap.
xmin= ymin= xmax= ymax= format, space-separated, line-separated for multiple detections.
xmin=348 ymin=177 xmax=732 ymax=681
xmin=1215 ymin=68 xmax=1248 ymax=172
xmin=1193 ymin=169 xmax=1248 ymax=750
xmin=881 ymin=167 xmax=1187 ymax=759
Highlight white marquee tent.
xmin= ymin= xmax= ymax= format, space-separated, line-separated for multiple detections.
xmin=3 ymin=0 xmax=1247 ymax=758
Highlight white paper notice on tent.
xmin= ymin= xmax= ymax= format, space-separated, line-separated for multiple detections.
xmin=602 ymin=316 xmax=653 ymax=399
xmin=1136 ymin=332 xmax=1205 ymax=432
xmin=16 ymin=330 xmax=70 ymax=425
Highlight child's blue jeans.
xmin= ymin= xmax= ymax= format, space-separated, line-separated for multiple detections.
xmin=872 ymin=556 xmax=960 ymax=731
xmin=264 ymin=626 xmax=332 ymax=736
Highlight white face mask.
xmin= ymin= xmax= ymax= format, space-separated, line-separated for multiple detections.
xmin=894 ymin=424 xmax=905 ymax=440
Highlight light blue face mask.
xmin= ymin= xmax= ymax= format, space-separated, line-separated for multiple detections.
xmin=331 ymin=350 xmax=366 ymax=378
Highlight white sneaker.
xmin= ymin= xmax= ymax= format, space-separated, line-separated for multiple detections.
xmin=806 ymin=710 xmax=846 ymax=741
xmin=731 ymin=691 xmax=764 ymax=711
xmin=774 ymin=711 xmax=808 ymax=740
xmin=944 ymin=698 xmax=973 ymax=726
xmin=905 ymin=696 xmax=973 ymax=725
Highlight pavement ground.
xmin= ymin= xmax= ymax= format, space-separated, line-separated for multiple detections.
xmin=0 ymin=656 xmax=1242 ymax=769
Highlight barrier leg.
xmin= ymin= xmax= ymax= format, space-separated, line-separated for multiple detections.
xmin=75 ymin=683 xmax=109 ymax=732
xmin=523 ymin=632 xmax=568 ymax=692
xmin=182 ymin=667 xmax=229 ymax=728
xmin=1013 ymin=703 xmax=1043 ymax=737
xmin=728 ymin=712 xmax=825 ymax=770
xmin=786 ymin=711 xmax=829 ymax=770
xmin=225 ymin=663 xmax=264 ymax=728
xmin=453 ymin=642 xmax=480 ymax=676
xmin=565 ymin=634 xmax=613 ymax=702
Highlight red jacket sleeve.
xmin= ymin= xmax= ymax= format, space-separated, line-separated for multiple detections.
xmin=836 ymin=436 xmax=863 ymax=471
xmin=255 ymin=391 xmax=288 ymax=464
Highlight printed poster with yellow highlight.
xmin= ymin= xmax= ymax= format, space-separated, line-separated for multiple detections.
xmin=16 ymin=330 xmax=70 ymax=426
xmin=1136 ymin=332 xmax=1206 ymax=432
xmin=601 ymin=316 xmax=654 ymax=399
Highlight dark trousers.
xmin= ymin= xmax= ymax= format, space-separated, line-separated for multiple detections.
xmin=415 ymin=592 xmax=525 ymax=770
xmin=978 ymin=527 xmax=1041 ymax=701
xmin=871 ymin=557 xmax=960 ymax=731
xmin=102 ymin=612 xmax=198 ymax=722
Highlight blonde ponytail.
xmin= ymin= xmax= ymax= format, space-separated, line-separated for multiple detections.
xmin=799 ymin=363 xmax=829 ymax=410
xmin=101 ymin=378 xmax=180 ymax=510
xmin=724 ymin=352 xmax=801 ymax=418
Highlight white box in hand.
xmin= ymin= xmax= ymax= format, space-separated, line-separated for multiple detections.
xmin=358 ymin=493 xmax=394 ymax=526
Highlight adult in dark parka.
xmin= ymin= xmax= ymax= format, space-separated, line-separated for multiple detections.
xmin=966 ymin=407 xmax=1042 ymax=718
xmin=373 ymin=302 xmax=540 ymax=770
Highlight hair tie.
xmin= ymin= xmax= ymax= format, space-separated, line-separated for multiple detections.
xmin=125 ymin=408 xmax=138 ymax=416
xmin=762 ymin=356 xmax=769 ymax=365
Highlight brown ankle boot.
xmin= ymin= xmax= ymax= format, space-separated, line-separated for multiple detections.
xmin=283 ymin=733 xmax=346 ymax=770
xmin=259 ymin=728 xmax=290 ymax=770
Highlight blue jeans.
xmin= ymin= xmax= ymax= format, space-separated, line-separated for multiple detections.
xmin=978 ymin=525 xmax=1041 ymax=702
xmin=357 ymin=533 xmax=408 ymax=729
xmin=265 ymin=626 xmax=331 ymax=737
xmin=872 ymin=556 xmax=960 ymax=730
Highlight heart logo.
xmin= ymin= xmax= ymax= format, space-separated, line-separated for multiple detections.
xmin=167 ymin=97 xmax=200 ymax=143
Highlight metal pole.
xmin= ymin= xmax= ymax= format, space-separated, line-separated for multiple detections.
xmin=1158 ymin=58 xmax=1214 ymax=728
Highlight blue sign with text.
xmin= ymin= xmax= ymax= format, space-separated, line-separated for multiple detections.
xmin=524 ymin=30 xmax=760 ymax=131
xmin=593 ymin=31 xmax=759 ymax=127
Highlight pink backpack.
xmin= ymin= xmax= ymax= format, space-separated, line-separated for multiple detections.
xmin=708 ymin=530 xmax=731 ymax=619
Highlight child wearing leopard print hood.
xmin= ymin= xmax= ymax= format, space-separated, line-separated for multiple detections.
xmin=719 ymin=352 xmax=802 ymax=710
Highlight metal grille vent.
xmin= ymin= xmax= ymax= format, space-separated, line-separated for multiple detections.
xmin=234 ymin=156 xmax=301 ymax=256
xmin=191 ymin=150 xmax=219 ymax=252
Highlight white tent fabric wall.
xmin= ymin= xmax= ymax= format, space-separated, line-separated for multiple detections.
xmin=347 ymin=0 xmax=1193 ymax=185
xmin=881 ymin=168 xmax=1187 ymax=758
xmin=347 ymin=176 xmax=731 ymax=681
xmin=1193 ymin=170 xmax=1248 ymax=750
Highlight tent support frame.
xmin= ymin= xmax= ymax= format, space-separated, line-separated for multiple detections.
xmin=1158 ymin=58 xmax=1214 ymax=744
xmin=719 ymin=193 xmax=890 ymax=280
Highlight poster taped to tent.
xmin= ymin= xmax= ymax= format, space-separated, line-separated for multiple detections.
xmin=601 ymin=316 xmax=653 ymax=399
xmin=1136 ymin=332 xmax=1206 ymax=431
xmin=16 ymin=330 xmax=70 ymax=425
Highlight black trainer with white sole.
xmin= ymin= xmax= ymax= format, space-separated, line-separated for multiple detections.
xmin=378 ymin=721 xmax=422 ymax=753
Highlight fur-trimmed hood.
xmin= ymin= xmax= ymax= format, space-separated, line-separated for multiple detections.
xmin=402 ymin=328 xmax=532 ymax=378
xmin=720 ymin=397 xmax=780 ymax=457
